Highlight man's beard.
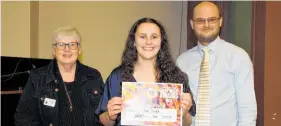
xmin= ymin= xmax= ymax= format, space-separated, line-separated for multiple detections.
xmin=195 ymin=26 xmax=220 ymax=43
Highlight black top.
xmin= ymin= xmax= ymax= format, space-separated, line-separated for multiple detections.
xmin=64 ymin=81 xmax=74 ymax=96
xmin=59 ymin=80 xmax=84 ymax=126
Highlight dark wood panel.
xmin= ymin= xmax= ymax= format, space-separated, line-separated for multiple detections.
xmin=251 ymin=1 xmax=266 ymax=126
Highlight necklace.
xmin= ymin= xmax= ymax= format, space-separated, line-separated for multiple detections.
xmin=62 ymin=82 xmax=73 ymax=112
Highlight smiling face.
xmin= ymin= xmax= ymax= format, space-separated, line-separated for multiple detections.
xmin=52 ymin=27 xmax=81 ymax=66
xmin=190 ymin=2 xmax=222 ymax=44
xmin=53 ymin=36 xmax=81 ymax=65
xmin=134 ymin=23 xmax=161 ymax=61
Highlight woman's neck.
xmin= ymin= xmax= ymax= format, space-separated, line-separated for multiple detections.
xmin=134 ymin=58 xmax=157 ymax=82
xmin=57 ymin=62 xmax=77 ymax=82
xmin=135 ymin=58 xmax=155 ymax=70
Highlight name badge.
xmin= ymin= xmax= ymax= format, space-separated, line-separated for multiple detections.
xmin=43 ymin=98 xmax=56 ymax=107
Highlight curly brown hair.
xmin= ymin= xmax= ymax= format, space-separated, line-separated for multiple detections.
xmin=120 ymin=17 xmax=188 ymax=87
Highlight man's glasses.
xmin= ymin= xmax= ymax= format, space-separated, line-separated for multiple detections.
xmin=193 ymin=17 xmax=221 ymax=25
xmin=53 ymin=42 xmax=80 ymax=50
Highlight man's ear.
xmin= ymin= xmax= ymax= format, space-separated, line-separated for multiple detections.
xmin=190 ymin=19 xmax=194 ymax=30
xmin=219 ymin=17 xmax=223 ymax=27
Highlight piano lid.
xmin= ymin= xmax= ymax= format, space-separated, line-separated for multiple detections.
xmin=1 ymin=56 xmax=52 ymax=91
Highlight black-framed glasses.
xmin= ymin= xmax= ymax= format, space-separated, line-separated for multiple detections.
xmin=193 ymin=17 xmax=221 ymax=25
xmin=53 ymin=42 xmax=80 ymax=50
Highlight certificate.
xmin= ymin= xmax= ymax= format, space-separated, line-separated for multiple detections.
xmin=121 ymin=82 xmax=182 ymax=126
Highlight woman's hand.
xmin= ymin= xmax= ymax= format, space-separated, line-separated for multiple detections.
xmin=107 ymin=97 xmax=123 ymax=121
xmin=181 ymin=93 xmax=193 ymax=117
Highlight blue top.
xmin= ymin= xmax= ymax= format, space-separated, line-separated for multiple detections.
xmin=176 ymin=36 xmax=257 ymax=126
xmin=95 ymin=66 xmax=196 ymax=126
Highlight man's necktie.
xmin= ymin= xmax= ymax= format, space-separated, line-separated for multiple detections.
xmin=195 ymin=47 xmax=211 ymax=126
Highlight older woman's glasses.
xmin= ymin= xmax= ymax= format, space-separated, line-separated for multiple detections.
xmin=193 ymin=17 xmax=221 ymax=25
xmin=53 ymin=42 xmax=79 ymax=50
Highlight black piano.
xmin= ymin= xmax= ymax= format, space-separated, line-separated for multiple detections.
xmin=1 ymin=56 xmax=51 ymax=126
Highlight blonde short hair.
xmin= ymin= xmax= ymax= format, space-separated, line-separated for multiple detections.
xmin=52 ymin=26 xmax=81 ymax=44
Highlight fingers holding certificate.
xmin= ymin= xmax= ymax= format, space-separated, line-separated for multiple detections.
xmin=181 ymin=93 xmax=193 ymax=116
xmin=107 ymin=97 xmax=123 ymax=121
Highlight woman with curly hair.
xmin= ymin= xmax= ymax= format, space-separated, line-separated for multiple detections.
xmin=95 ymin=17 xmax=196 ymax=126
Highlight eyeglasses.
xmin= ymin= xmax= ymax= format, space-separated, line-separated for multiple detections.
xmin=193 ymin=17 xmax=221 ymax=25
xmin=53 ymin=42 xmax=80 ymax=50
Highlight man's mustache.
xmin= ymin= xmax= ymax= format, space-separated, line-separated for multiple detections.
xmin=202 ymin=27 xmax=213 ymax=30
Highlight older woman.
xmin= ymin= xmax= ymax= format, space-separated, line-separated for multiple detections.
xmin=95 ymin=18 xmax=196 ymax=126
xmin=14 ymin=26 xmax=104 ymax=126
